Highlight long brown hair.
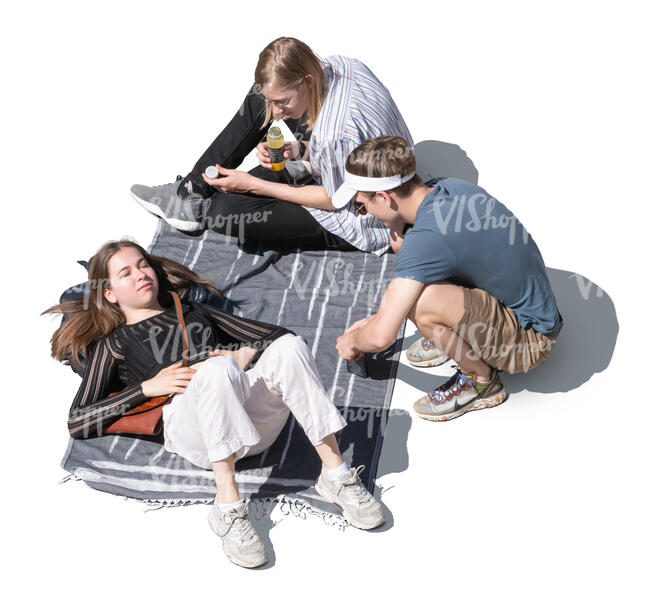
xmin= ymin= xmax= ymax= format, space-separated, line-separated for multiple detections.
xmin=43 ymin=239 xmax=218 ymax=366
xmin=254 ymin=37 xmax=327 ymax=131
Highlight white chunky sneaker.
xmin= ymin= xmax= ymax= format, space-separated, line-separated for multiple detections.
xmin=208 ymin=502 xmax=268 ymax=568
xmin=413 ymin=366 xmax=508 ymax=422
xmin=406 ymin=336 xmax=450 ymax=367
xmin=315 ymin=465 xmax=385 ymax=530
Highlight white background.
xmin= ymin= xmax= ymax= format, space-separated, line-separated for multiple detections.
xmin=2 ymin=1 xmax=648 ymax=594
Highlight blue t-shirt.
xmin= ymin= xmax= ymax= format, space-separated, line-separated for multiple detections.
xmin=395 ymin=178 xmax=561 ymax=336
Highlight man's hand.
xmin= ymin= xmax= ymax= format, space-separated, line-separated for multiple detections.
xmin=342 ymin=278 xmax=426 ymax=353
xmin=141 ymin=362 xmax=196 ymax=397
xmin=336 ymin=331 xmax=362 ymax=361
xmin=202 ymin=164 xmax=257 ymax=194
xmin=389 ymin=218 xmax=407 ymax=253
xmin=210 ymin=346 xmax=258 ymax=371
xmin=336 ymin=316 xmax=372 ymax=360
xmin=343 ymin=316 xmax=372 ymax=335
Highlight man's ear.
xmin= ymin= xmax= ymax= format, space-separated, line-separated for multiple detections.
xmin=376 ymin=190 xmax=397 ymax=209
xmin=103 ymin=287 xmax=118 ymax=304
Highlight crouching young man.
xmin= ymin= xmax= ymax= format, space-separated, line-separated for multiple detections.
xmin=333 ymin=136 xmax=562 ymax=421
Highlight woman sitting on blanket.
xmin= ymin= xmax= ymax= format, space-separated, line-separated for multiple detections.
xmin=45 ymin=239 xmax=384 ymax=568
xmin=131 ymin=36 xmax=413 ymax=254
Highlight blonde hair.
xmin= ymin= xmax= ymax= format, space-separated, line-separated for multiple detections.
xmin=254 ymin=37 xmax=327 ymax=131
xmin=345 ymin=136 xmax=422 ymax=197
xmin=43 ymin=239 xmax=218 ymax=366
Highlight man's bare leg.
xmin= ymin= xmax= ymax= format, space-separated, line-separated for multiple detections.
xmin=408 ymin=282 xmax=491 ymax=381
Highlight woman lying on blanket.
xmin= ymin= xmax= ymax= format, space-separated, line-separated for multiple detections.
xmin=131 ymin=36 xmax=413 ymax=254
xmin=45 ymin=239 xmax=384 ymax=568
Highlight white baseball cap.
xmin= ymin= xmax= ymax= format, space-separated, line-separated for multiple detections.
xmin=331 ymin=170 xmax=415 ymax=209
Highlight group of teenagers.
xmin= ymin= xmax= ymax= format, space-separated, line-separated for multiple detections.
xmin=47 ymin=37 xmax=562 ymax=568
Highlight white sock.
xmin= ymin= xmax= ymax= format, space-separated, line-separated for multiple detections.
xmin=323 ymin=462 xmax=350 ymax=482
xmin=216 ymin=498 xmax=245 ymax=512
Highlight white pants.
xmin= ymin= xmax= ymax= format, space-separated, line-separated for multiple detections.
xmin=162 ymin=334 xmax=347 ymax=469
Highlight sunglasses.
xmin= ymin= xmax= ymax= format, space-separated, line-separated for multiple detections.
xmin=351 ymin=200 xmax=367 ymax=216
xmin=264 ymin=97 xmax=291 ymax=109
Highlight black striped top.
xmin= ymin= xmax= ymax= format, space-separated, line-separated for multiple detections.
xmin=68 ymin=302 xmax=291 ymax=439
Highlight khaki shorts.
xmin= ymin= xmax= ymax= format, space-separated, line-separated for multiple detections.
xmin=451 ymin=286 xmax=559 ymax=374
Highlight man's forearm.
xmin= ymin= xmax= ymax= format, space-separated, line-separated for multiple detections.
xmin=250 ymin=177 xmax=334 ymax=210
xmin=350 ymin=316 xmax=397 ymax=353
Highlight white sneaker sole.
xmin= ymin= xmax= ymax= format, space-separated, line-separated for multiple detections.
xmin=416 ymin=388 xmax=509 ymax=422
xmin=406 ymin=353 xmax=451 ymax=367
xmin=131 ymin=190 xmax=202 ymax=233
xmin=207 ymin=509 xmax=268 ymax=569
xmin=314 ymin=479 xmax=385 ymax=530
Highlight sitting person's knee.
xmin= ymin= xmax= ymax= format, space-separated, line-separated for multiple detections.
xmin=270 ymin=333 xmax=306 ymax=352
xmin=196 ymin=355 xmax=242 ymax=382
xmin=187 ymin=356 xmax=247 ymax=407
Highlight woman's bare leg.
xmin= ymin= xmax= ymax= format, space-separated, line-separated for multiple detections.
xmin=211 ymin=453 xmax=241 ymax=504
xmin=314 ymin=433 xmax=344 ymax=469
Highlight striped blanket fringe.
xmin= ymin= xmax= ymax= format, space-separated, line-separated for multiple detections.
xmin=60 ymin=472 xmax=350 ymax=530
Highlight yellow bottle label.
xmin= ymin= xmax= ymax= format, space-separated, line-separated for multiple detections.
xmin=267 ymin=126 xmax=285 ymax=171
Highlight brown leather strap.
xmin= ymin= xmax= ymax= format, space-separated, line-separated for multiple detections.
xmin=170 ymin=291 xmax=189 ymax=366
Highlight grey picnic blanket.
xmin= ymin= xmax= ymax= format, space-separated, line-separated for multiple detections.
xmin=61 ymin=221 xmax=404 ymax=517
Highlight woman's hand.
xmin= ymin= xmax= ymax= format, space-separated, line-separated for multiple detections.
xmin=202 ymin=165 xmax=257 ymax=194
xmin=210 ymin=346 xmax=258 ymax=371
xmin=280 ymin=141 xmax=307 ymax=161
xmin=256 ymin=141 xmax=272 ymax=168
xmin=141 ymin=362 xmax=196 ymax=397
xmin=255 ymin=141 xmax=309 ymax=169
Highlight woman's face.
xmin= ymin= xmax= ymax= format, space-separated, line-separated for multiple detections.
xmin=103 ymin=247 xmax=159 ymax=311
xmin=263 ymin=77 xmax=309 ymax=120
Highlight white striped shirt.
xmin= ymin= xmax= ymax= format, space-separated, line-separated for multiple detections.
xmin=305 ymin=55 xmax=414 ymax=255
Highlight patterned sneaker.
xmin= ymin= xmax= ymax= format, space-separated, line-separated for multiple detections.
xmin=413 ymin=366 xmax=508 ymax=422
xmin=315 ymin=465 xmax=385 ymax=530
xmin=130 ymin=180 xmax=207 ymax=232
xmin=406 ymin=336 xmax=450 ymax=367
xmin=207 ymin=502 xmax=268 ymax=568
